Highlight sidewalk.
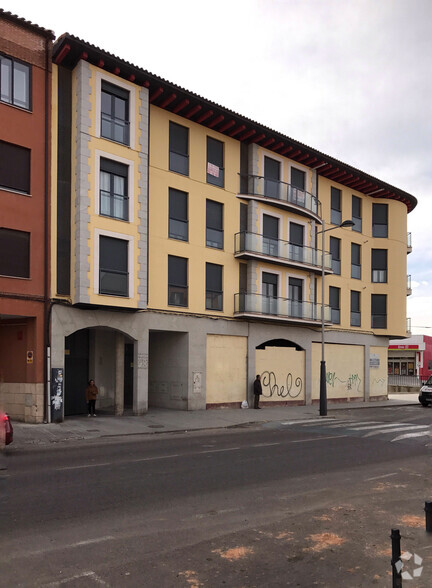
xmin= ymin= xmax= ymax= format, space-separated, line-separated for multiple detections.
xmin=8 ymin=394 xmax=420 ymax=451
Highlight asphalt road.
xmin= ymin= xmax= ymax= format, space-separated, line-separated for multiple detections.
xmin=1 ymin=407 xmax=432 ymax=587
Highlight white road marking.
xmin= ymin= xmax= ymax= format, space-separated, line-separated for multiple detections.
xmin=391 ymin=431 xmax=432 ymax=442
xmin=44 ymin=571 xmax=109 ymax=586
xmin=365 ymin=472 xmax=398 ymax=481
xmin=327 ymin=421 xmax=381 ymax=428
xmin=70 ymin=536 xmax=115 ymax=548
xmin=251 ymin=442 xmax=280 ymax=448
xmin=289 ymin=435 xmax=346 ymax=443
xmin=281 ymin=418 xmax=344 ymax=425
xmin=57 ymin=463 xmax=112 ymax=471
xmin=199 ymin=447 xmax=241 ymax=454
xmin=364 ymin=425 xmax=430 ymax=438
xmin=350 ymin=423 xmax=428 ymax=431
xmin=8 ymin=536 xmax=115 ymax=561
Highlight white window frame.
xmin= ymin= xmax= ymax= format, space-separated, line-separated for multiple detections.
xmin=94 ymin=150 xmax=134 ymax=223
xmin=94 ymin=228 xmax=134 ymax=297
xmin=95 ymin=72 xmax=135 ymax=148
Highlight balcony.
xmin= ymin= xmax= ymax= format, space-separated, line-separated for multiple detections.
xmin=238 ymin=175 xmax=321 ymax=222
xmin=406 ymin=317 xmax=412 ymax=336
xmin=407 ymin=232 xmax=412 ymax=254
xmin=234 ymin=232 xmax=332 ymax=274
xmin=234 ymin=292 xmax=331 ymax=324
xmin=407 ymin=275 xmax=412 ymax=296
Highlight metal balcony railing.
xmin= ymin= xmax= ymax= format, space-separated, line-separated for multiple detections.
xmin=407 ymin=232 xmax=412 ymax=253
xmin=406 ymin=317 xmax=412 ymax=335
xmin=240 ymin=174 xmax=321 ymax=218
xmin=407 ymin=275 xmax=412 ymax=295
xmin=234 ymin=232 xmax=332 ymax=271
xmin=234 ymin=292 xmax=331 ymax=322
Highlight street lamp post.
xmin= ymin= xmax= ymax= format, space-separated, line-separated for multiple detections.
xmin=318 ymin=219 xmax=355 ymax=417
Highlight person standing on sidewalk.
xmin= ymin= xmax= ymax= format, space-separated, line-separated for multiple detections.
xmin=253 ymin=374 xmax=262 ymax=409
xmin=85 ymin=379 xmax=98 ymax=417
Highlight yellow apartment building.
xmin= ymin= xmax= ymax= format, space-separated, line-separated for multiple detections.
xmin=48 ymin=34 xmax=416 ymax=420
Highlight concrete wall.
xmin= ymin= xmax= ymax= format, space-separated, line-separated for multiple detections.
xmin=369 ymin=345 xmax=388 ymax=398
xmin=149 ymin=331 xmax=188 ymax=409
xmin=311 ymin=342 xmax=364 ymax=401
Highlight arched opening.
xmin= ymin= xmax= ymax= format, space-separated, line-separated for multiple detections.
xmin=256 ymin=338 xmax=304 ymax=351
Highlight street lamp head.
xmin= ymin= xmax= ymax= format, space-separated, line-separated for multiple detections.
xmin=339 ymin=219 xmax=355 ymax=228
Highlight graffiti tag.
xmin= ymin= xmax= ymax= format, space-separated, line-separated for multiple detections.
xmin=326 ymin=371 xmax=362 ymax=392
xmin=261 ymin=371 xmax=302 ymax=399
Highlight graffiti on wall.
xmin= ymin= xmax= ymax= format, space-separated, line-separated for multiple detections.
xmin=261 ymin=371 xmax=302 ymax=399
xmin=372 ymin=377 xmax=386 ymax=387
xmin=326 ymin=371 xmax=362 ymax=392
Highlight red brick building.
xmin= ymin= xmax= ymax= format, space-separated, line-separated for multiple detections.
xmin=0 ymin=10 xmax=54 ymax=422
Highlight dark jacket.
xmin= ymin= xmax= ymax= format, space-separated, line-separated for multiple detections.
xmin=253 ymin=378 xmax=262 ymax=396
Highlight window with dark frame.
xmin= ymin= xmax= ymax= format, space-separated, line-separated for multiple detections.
xmin=263 ymin=214 xmax=279 ymax=256
xmin=206 ymin=263 xmax=223 ymax=311
xmin=169 ymin=122 xmax=189 ymax=175
xmin=0 ymin=228 xmax=30 ymax=278
xmin=206 ymin=137 xmax=224 ymax=187
xmin=350 ymin=290 xmax=361 ymax=327
xmin=371 ymin=293 xmax=387 ymax=329
xmin=289 ymin=277 xmax=303 ymax=318
xmin=330 ymin=236 xmax=341 ymax=274
xmin=99 ymin=158 xmax=128 ymax=221
xmin=372 ymin=203 xmax=388 ymax=238
xmin=168 ymin=255 xmax=188 ymax=307
xmin=331 ymin=187 xmax=342 ymax=225
xmin=291 ymin=167 xmax=305 ymax=190
xmin=206 ymin=199 xmax=223 ymax=249
xmin=101 ymin=81 xmax=129 ymax=145
xmin=352 ymin=195 xmax=362 ymax=232
xmin=371 ymin=249 xmax=388 ymax=282
xmin=264 ymin=156 xmax=280 ymax=199
xmin=329 ymin=286 xmax=340 ymax=324
xmin=0 ymin=140 xmax=30 ymax=194
xmin=0 ymin=53 xmax=31 ymax=110
xmin=351 ymin=243 xmax=361 ymax=279
xmin=289 ymin=222 xmax=304 ymax=262
xmin=169 ymin=188 xmax=188 ymax=241
xmin=99 ymin=236 xmax=129 ymax=297
xmin=262 ymin=272 xmax=278 ymax=314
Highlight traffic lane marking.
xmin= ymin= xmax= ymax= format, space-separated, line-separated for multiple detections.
xmin=350 ymin=423 xmax=429 ymax=431
xmin=363 ymin=425 xmax=430 ymax=438
xmin=391 ymin=431 xmax=432 ymax=442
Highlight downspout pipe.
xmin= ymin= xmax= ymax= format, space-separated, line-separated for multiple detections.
xmin=43 ymin=35 xmax=51 ymax=423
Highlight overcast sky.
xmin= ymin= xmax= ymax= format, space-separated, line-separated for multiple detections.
xmin=4 ymin=0 xmax=431 ymax=335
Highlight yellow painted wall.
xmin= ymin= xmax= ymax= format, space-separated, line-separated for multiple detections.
xmin=369 ymin=345 xmax=388 ymax=397
xmin=70 ymin=64 xmax=144 ymax=308
xmin=148 ymin=106 xmax=241 ymax=315
xmin=206 ymin=335 xmax=247 ymax=404
xmin=256 ymin=347 xmax=305 ymax=403
xmin=319 ymin=175 xmax=408 ymax=337
xmin=312 ymin=342 xmax=364 ymax=399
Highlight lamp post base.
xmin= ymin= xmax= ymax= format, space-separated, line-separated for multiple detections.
xmin=319 ymin=360 xmax=327 ymax=416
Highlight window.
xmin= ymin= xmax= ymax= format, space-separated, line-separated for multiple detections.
xmin=206 ymin=200 xmax=223 ymax=249
xmin=100 ymin=158 xmax=128 ymax=220
xmin=351 ymin=243 xmax=361 ymax=279
xmin=207 ymin=137 xmax=224 ymax=187
xmin=371 ymin=249 xmax=387 ymax=282
xmin=330 ymin=236 xmax=341 ymax=274
xmin=264 ymin=156 xmax=280 ymax=199
xmin=0 ymin=54 xmax=31 ymax=109
xmin=101 ymin=81 xmax=129 ymax=145
xmin=350 ymin=290 xmax=361 ymax=326
xmin=99 ymin=236 xmax=128 ymax=296
xmin=372 ymin=203 xmax=388 ymax=237
xmin=352 ymin=196 xmax=362 ymax=232
xmin=0 ymin=228 xmax=29 ymax=277
xmin=329 ymin=286 xmax=340 ymax=324
xmin=206 ymin=263 xmax=223 ymax=311
xmin=289 ymin=222 xmax=304 ymax=262
xmin=262 ymin=272 xmax=278 ymax=314
xmin=169 ymin=122 xmax=189 ymax=175
xmin=168 ymin=255 xmax=188 ymax=306
xmin=331 ymin=187 xmax=342 ymax=225
xmin=263 ymin=214 xmax=279 ymax=256
xmin=371 ymin=294 xmax=387 ymax=329
xmin=169 ymin=188 xmax=188 ymax=241
xmin=291 ymin=167 xmax=305 ymax=190
xmin=0 ymin=140 xmax=30 ymax=193
xmin=289 ymin=277 xmax=303 ymax=318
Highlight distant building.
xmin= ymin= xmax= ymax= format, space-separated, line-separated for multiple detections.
xmin=388 ymin=335 xmax=432 ymax=382
xmin=0 ymin=10 xmax=54 ymax=422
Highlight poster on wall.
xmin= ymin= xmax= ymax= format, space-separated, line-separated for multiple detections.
xmin=51 ymin=368 xmax=64 ymax=423
xmin=370 ymin=354 xmax=380 ymax=368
